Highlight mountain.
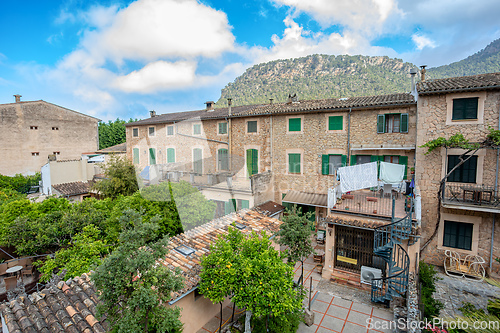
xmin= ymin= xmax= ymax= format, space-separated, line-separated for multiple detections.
xmin=216 ymin=39 xmax=500 ymax=107
xmin=428 ymin=38 xmax=500 ymax=79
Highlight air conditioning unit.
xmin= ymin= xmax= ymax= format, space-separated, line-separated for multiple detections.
xmin=361 ymin=266 xmax=382 ymax=287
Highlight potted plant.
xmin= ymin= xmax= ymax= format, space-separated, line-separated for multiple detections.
xmin=316 ymin=264 xmax=323 ymax=274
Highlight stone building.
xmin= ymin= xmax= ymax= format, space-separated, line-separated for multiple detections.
xmin=0 ymin=95 xmax=100 ymax=176
xmin=415 ymin=72 xmax=500 ymax=274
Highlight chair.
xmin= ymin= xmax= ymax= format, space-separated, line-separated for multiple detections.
xmin=382 ymin=183 xmax=392 ymax=198
xmin=444 ymin=249 xmax=485 ymax=280
xmin=22 ymin=266 xmax=33 ymax=278
xmin=0 ymin=263 xmax=7 ymax=276
xmin=317 ymin=231 xmax=325 ymax=245
xmin=4 ymin=276 xmax=17 ymax=291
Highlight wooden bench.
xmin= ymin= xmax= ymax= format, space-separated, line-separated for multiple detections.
xmin=444 ymin=250 xmax=485 ymax=280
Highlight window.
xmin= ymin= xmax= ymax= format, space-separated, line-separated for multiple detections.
xmin=289 ymin=153 xmax=301 ymax=174
xmin=447 ymin=155 xmax=477 ymax=183
xmin=328 ymin=116 xmax=343 ymax=131
xmin=218 ymin=122 xmax=227 ymax=134
xmin=133 ymin=148 xmax=139 ymax=164
xmin=167 ymin=148 xmax=175 ymax=163
xmin=239 ymin=199 xmax=250 ymax=209
xmin=52 ymin=127 xmax=59 ymax=131
xmin=225 ymin=199 xmax=237 ymax=214
xmin=148 ymin=127 xmax=155 ymax=137
xmin=193 ymin=124 xmax=201 ymax=135
xmin=377 ymin=113 xmax=408 ymax=133
xmin=321 ymin=154 xmax=346 ymax=175
xmin=218 ymin=148 xmax=229 ymax=170
xmin=452 ymin=98 xmax=478 ymax=120
xmin=149 ymin=148 xmax=156 ymax=165
xmin=31 ymin=152 xmax=39 ymax=156
xmin=175 ymin=245 xmax=195 ymax=256
xmin=53 ymin=151 xmax=60 ymax=155
xmin=443 ymin=221 xmax=473 ymax=250
xmin=350 ymin=155 xmax=371 ymax=165
xmin=288 ymin=118 xmax=301 ymax=132
xmin=384 ymin=155 xmax=399 ymax=164
xmin=246 ymin=149 xmax=258 ymax=176
xmin=30 ymin=126 xmax=38 ymax=130
xmin=133 ymin=128 xmax=139 ymax=137
xmin=167 ymin=125 xmax=174 ymax=136
xmin=193 ymin=148 xmax=203 ymax=174
xmin=247 ymin=121 xmax=257 ymax=133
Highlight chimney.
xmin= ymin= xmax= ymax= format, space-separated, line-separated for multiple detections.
xmin=269 ymin=98 xmax=273 ymax=105
xmin=420 ymin=65 xmax=427 ymax=82
xmin=410 ymin=68 xmax=418 ymax=92
xmin=149 ymin=110 xmax=156 ymax=118
xmin=227 ymin=98 xmax=232 ymax=116
xmin=287 ymin=93 xmax=298 ymax=104
xmin=205 ymin=101 xmax=215 ymax=111
xmin=13 ymin=94 xmax=21 ymax=103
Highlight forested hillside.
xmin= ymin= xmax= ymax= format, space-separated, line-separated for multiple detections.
xmin=216 ymin=39 xmax=500 ymax=107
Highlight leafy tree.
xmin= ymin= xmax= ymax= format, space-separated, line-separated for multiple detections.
xmin=419 ymin=262 xmax=443 ymax=320
xmin=277 ymin=205 xmax=315 ymax=264
xmin=0 ymin=173 xmax=40 ymax=193
xmin=92 ymin=216 xmax=184 ymax=333
xmin=98 ymin=119 xmax=134 ymax=150
xmin=93 ymin=155 xmax=139 ymax=199
xmin=35 ymin=225 xmax=109 ymax=282
xmin=200 ymin=228 xmax=304 ymax=333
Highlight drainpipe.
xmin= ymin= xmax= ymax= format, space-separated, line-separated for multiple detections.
xmin=227 ymin=99 xmax=232 ymax=172
xmin=347 ymin=108 xmax=352 ymax=165
xmin=270 ymin=115 xmax=273 ymax=172
xmin=490 ymin=118 xmax=500 ymax=271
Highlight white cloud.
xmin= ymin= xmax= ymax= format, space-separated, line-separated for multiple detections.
xmin=412 ymin=34 xmax=436 ymax=50
xmin=115 ymin=61 xmax=197 ymax=93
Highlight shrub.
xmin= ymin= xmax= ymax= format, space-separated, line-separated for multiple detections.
xmin=420 ymin=261 xmax=444 ymax=320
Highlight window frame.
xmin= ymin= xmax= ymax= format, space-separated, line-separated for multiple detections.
xmin=446 ymin=155 xmax=478 ymax=183
xmin=452 ymin=97 xmax=478 ymax=121
xmin=193 ymin=123 xmax=202 ymax=135
xmin=166 ymin=125 xmax=174 ymax=136
xmin=132 ymin=128 xmax=139 ymax=137
xmin=328 ymin=115 xmax=343 ymax=131
xmin=288 ymin=153 xmax=301 ymax=174
xmin=321 ymin=154 xmax=346 ymax=175
xmin=218 ymin=122 xmax=228 ymax=135
xmin=445 ymin=92 xmax=485 ymax=125
xmin=287 ymin=116 xmax=303 ymax=133
xmin=246 ymin=120 xmax=258 ymax=134
xmin=148 ymin=126 xmax=156 ymax=137
xmin=442 ymin=220 xmax=473 ymax=251
xmin=377 ymin=113 xmax=408 ymax=134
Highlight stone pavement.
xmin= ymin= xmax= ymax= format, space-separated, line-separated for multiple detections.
xmin=433 ymin=271 xmax=500 ymax=318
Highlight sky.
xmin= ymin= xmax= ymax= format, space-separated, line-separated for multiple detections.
xmin=1 ymin=0 xmax=500 ymax=121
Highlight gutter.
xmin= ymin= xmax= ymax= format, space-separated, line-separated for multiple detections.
xmin=418 ymin=85 xmax=500 ymax=96
xmin=177 ymin=132 xmax=228 ymax=145
xmin=169 ymin=286 xmax=198 ymax=305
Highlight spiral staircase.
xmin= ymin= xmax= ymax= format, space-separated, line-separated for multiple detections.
xmin=371 ymin=198 xmax=415 ymax=304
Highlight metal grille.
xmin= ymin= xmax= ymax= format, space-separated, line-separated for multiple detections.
xmin=334 ymin=226 xmax=375 ymax=272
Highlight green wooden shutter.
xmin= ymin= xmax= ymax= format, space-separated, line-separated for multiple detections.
xmin=289 ymin=153 xmax=301 ymax=173
xmin=400 ymin=113 xmax=409 ymax=133
xmin=149 ymin=148 xmax=156 ymax=165
xmin=246 ymin=149 xmax=258 ymax=176
xmin=218 ymin=148 xmax=228 ymax=170
xmin=377 ymin=114 xmax=385 ymax=133
xmin=219 ymin=122 xmax=227 ymax=134
xmin=321 ymin=155 xmax=329 ymax=175
xmin=399 ymin=155 xmax=408 ymax=179
xmin=193 ymin=148 xmax=202 ymax=174
xmin=328 ymin=116 xmax=343 ymax=130
xmin=133 ymin=148 xmax=139 ymax=164
xmin=224 ymin=201 xmax=235 ymax=215
xmin=341 ymin=155 xmax=347 ymax=166
xmin=371 ymin=155 xmax=383 ymax=177
xmin=247 ymin=121 xmax=257 ymax=133
xmin=289 ymin=118 xmax=301 ymax=132
xmin=241 ymin=200 xmax=249 ymax=209
xmin=465 ymin=98 xmax=478 ymax=119
xmin=166 ymin=148 xmax=175 ymax=163
xmin=350 ymin=155 xmax=357 ymax=165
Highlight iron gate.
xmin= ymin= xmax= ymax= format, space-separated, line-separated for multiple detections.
xmin=334 ymin=226 xmax=376 ymax=272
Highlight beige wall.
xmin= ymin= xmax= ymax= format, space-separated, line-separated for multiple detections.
xmin=49 ymin=159 xmax=96 ymax=185
xmin=0 ymin=101 xmax=99 ymax=176
xmin=415 ymin=90 xmax=500 ymax=268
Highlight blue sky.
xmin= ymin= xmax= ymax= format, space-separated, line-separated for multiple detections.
xmin=1 ymin=0 xmax=500 ymax=121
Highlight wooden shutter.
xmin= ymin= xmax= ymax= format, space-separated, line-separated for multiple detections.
xmin=321 ymin=155 xmax=329 ymax=175
xmin=167 ymin=148 xmax=175 ymax=163
xmin=133 ymin=148 xmax=139 ymax=164
xmin=218 ymin=149 xmax=228 ymax=170
xmin=241 ymin=200 xmax=249 ymax=209
xmin=341 ymin=155 xmax=347 ymax=166
xmin=246 ymin=149 xmax=258 ymax=176
xmin=219 ymin=122 xmax=227 ymax=134
xmin=328 ymin=116 xmax=343 ymax=130
xmin=289 ymin=118 xmax=301 ymax=132
xmin=400 ymin=113 xmax=409 ymax=133
xmin=289 ymin=153 xmax=301 ymax=173
xmin=399 ymin=155 xmax=408 ymax=179
xmin=350 ymin=155 xmax=357 ymax=165
xmin=247 ymin=121 xmax=257 ymax=133
xmin=193 ymin=148 xmax=202 ymax=174
xmin=377 ymin=114 xmax=385 ymax=133
xmin=465 ymin=98 xmax=478 ymax=119
xmin=149 ymin=148 xmax=156 ymax=165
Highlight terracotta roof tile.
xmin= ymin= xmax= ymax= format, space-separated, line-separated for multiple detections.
xmin=417 ymin=72 xmax=500 ymax=94
xmin=52 ymin=181 xmax=93 ymax=196
xmin=324 ymin=214 xmax=389 ymax=229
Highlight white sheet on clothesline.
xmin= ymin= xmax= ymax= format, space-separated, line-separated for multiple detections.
xmin=337 ymin=162 xmax=378 ymax=193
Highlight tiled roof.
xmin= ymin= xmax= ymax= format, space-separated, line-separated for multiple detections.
xmin=126 ymin=93 xmax=415 ymax=127
xmin=0 ymin=100 xmax=100 ymax=121
xmin=96 ymin=142 xmax=127 ymax=153
xmin=161 ymin=209 xmax=282 ymax=303
xmin=254 ymin=201 xmax=286 ymax=217
xmin=53 ymin=181 xmax=93 ymax=196
xmin=417 ymin=72 xmax=500 ymax=94
xmin=0 ymin=273 xmax=109 ymax=333
xmin=283 ymin=190 xmax=327 ymax=208
xmin=324 ymin=214 xmax=389 ymax=229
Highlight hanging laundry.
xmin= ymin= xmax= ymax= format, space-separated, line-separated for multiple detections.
xmin=327 ymin=186 xmax=336 ymax=210
xmin=379 ymin=162 xmax=405 ymax=184
xmin=337 ymin=162 xmax=378 ymax=193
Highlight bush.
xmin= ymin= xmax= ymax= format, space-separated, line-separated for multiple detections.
xmin=420 ymin=261 xmax=444 ymax=320
xmin=251 ymin=311 xmax=303 ymax=333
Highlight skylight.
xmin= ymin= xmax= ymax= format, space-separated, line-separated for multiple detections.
xmin=175 ymin=245 xmax=195 ymax=256
xmin=233 ymin=222 xmax=246 ymax=230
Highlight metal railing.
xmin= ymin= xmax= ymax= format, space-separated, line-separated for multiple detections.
xmin=442 ymin=183 xmax=500 ymax=208
xmin=331 ymin=191 xmax=408 ymax=218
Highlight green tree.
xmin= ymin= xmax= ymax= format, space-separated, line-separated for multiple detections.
xmin=277 ymin=205 xmax=315 ymax=265
xmin=200 ymin=228 xmax=304 ymax=333
xmin=98 ymin=119 xmax=126 ymax=150
xmin=36 ymin=225 xmax=109 ymax=282
xmin=92 ymin=216 xmax=184 ymax=333
xmin=93 ymin=155 xmax=139 ymax=199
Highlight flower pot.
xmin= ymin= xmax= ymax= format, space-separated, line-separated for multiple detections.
xmin=316 ymin=265 xmax=323 ymax=274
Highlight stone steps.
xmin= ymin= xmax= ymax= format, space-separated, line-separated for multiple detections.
xmin=330 ymin=268 xmax=371 ymax=291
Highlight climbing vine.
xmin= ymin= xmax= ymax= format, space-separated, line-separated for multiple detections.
xmin=420 ymin=127 xmax=500 ymax=155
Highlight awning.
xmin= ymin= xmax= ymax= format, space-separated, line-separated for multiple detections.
xmin=350 ymin=144 xmax=414 ymax=151
xmin=282 ymin=190 xmax=327 ymax=208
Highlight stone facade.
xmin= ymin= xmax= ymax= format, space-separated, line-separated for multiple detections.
xmin=416 ymin=89 xmax=500 ymax=270
xmin=0 ymin=98 xmax=99 ymax=176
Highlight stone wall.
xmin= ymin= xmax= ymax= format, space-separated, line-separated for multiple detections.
xmin=0 ymin=101 xmax=99 ymax=176
xmin=416 ymin=91 xmax=500 ymax=269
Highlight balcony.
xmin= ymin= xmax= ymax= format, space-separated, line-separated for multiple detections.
xmin=330 ymin=189 xmax=409 ymax=219
xmin=442 ymin=183 xmax=500 ymax=213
